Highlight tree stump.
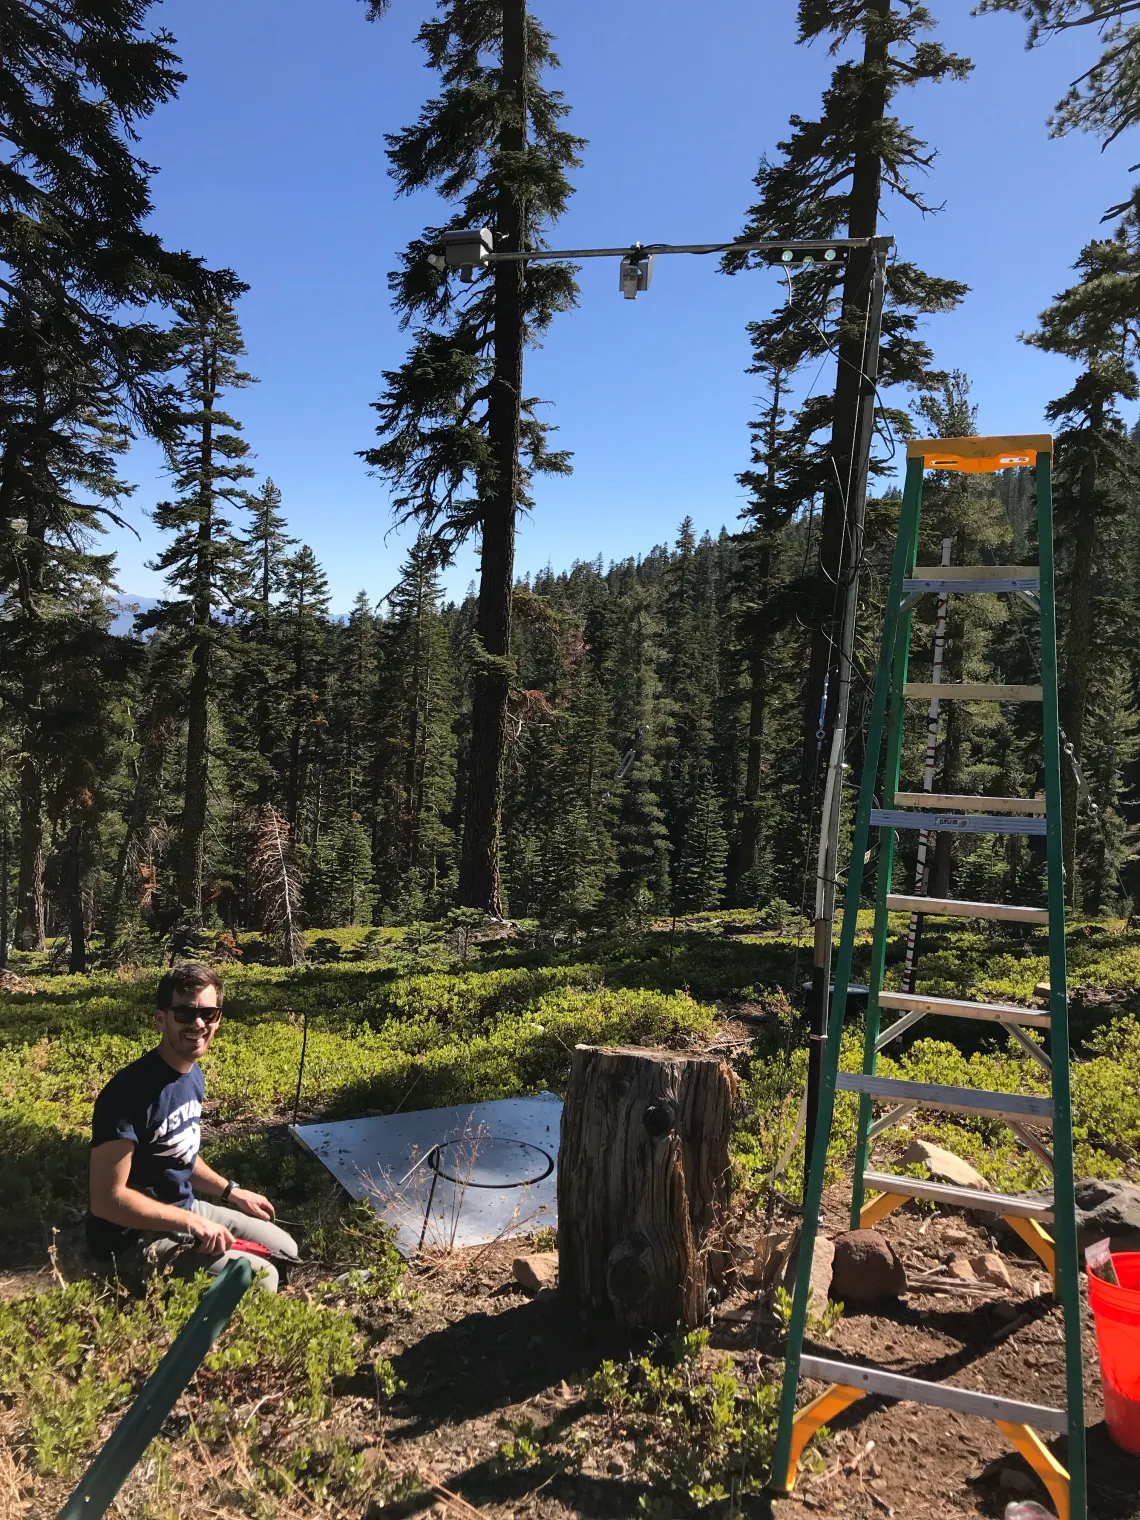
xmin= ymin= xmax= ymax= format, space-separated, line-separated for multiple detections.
xmin=557 ymin=1045 xmax=738 ymax=1330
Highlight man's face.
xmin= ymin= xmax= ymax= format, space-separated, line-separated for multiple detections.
xmin=155 ymin=989 xmax=222 ymax=1063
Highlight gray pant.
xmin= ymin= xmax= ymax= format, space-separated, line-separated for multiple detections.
xmin=96 ymin=1199 xmax=299 ymax=1295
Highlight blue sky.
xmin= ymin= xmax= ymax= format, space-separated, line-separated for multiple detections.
xmin=109 ymin=0 xmax=1134 ymax=609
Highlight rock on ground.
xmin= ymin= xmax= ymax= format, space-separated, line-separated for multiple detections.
xmin=831 ymin=1229 xmax=907 ymax=1303
xmin=1020 ymin=1177 xmax=1140 ymax=1254
xmin=901 ymin=1139 xmax=991 ymax=1192
xmin=512 ymin=1253 xmax=558 ymax=1293
xmin=971 ymin=1252 xmax=1012 ymax=1288
xmin=946 ymin=1254 xmax=977 ymax=1282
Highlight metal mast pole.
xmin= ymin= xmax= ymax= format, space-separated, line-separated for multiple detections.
xmin=804 ymin=237 xmax=891 ymax=1194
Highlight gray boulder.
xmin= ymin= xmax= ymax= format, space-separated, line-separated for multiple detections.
xmin=1020 ymin=1177 xmax=1140 ymax=1254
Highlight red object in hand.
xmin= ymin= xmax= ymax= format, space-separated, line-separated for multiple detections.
xmin=230 ymin=1237 xmax=272 ymax=1258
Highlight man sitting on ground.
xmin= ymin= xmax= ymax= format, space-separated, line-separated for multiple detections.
xmin=87 ymin=963 xmax=298 ymax=1292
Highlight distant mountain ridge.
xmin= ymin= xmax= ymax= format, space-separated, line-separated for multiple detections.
xmin=109 ymin=596 xmax=160 ymax=634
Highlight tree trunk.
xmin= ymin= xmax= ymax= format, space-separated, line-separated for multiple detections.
xmin=799 ymin=0 xmax=889 ymax=808
xmin=0 ymin=808 xmax=9 ymax=968
xmin=180 ymin=356 xmax=217 ymax=923
xmin=736 ymin=650 xmax=768 ymax=896
xmin=458 ymin=0 xmax=527 ymax=915
xmin=67 ymin=825 xmax=87 ymax=974
xmin=1059 ymin=420 xmax=1100 ymax=907
xmin=558 ymin=1045 xmax=738 ymax=1330
xmin=16 ymin=745 xmax=45 ymax=951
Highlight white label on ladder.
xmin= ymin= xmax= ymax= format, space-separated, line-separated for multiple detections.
xmin=870 ymin=808 xmax=1047 ymax=836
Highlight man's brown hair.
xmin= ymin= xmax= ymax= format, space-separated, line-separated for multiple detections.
xmin=156 ymin=963 xmax=224 ymax=1010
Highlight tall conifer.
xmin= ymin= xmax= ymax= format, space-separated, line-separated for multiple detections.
xmin=1026 ymin=217 xmax=1140 ymax=903
xmin=145 ymin=295 xmax=255 ymax=923
xmin=361 ymin=0 xmax=583 ymax=913
xmin=727 ymin=0 xmax=970 ymax=806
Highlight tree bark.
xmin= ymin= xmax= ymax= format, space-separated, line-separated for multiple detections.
xmin=67 ymin=824 xmax=87 ymax=974
xmin=458 ymin=0 xmax=527 ymax=914
xmin=799 ymin=0 xmax=889 ymax=809
xmin=16 ymin=743 xmax=45 ymax=951
xmin=1059 ymin=417 xmax=1101 ymax=907
xmin=558 ymin=1045 xmax=738 ymax=1330
xmin=179 ymin=351 xmax=217 ymax=923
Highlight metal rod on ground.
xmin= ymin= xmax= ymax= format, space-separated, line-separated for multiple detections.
xmin=901 ymin=538 xmax=952 ymax=993
xmin=57 ymin=1257 xmax=254 ymax=1520
xmin=804 ymin=238 xmax=891 ymax=1197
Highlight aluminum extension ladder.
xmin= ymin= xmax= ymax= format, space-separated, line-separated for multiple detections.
xmin=772 ymin=435 xmax=1085 ymax=1520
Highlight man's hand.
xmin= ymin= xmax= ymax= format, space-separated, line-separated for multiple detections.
xmin=185 ymin=1212 xmax=235 ymax=1255
xmin=229 ymin=1187 xmax=275 ymax=1222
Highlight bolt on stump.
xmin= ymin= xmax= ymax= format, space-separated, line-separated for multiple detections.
xmin=557 ymin=1045 xmax=738 ymax=1330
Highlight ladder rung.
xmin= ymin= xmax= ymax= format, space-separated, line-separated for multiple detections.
xmin=904 ymin=683 xmax=1043 ymax=702
xmin=904 ymin=572 xmax=1040 ymax=594
xmin=871 ymin=808 xmax=1046 ymax=837
xmin=877 ymin=991 xmax=1051 ymax=1029
xmin=861 ymin=1171 xmax=1054 ymax=1222
xmin=836 ymin=1072 xmax=1053 ymax=1125
xmin=886 ymin=894 xmax=1048 ymax=925
xmin=912 ymin=565 xmax=1039 ymax=579
xmin=799 ymin=1356 xmax=1067 ymax=1433
xmin=893 ymin=792 xmax=1045 ymax=815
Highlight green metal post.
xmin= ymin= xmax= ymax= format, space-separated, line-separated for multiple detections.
xmin=771 ymin=458 xmax=926 ymax=1492
xmin=1035 ymin=454 xmax=1086 ymax=1520
xmin=57 ymin=1257 xmax=254 ymax=1520
xmin=850 ymin=574 xmax=921 ymax=1226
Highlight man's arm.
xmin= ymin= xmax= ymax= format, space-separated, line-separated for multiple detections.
xmin=90 ymin=1141 xmax=234 ymax=1254
xmin=191 ymin=1156 xmax=276 ymax=1222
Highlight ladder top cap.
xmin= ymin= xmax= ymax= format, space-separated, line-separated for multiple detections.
xmin=907 ymin=434 xmax=1053 ymax=473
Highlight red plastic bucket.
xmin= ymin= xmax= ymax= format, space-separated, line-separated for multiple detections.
xmin=1088 ymin=1250 xmax=1140 ymax=1455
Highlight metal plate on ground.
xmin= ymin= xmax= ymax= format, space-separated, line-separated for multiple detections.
xmin=289 ymin=1093 xmax=562 ymax=1255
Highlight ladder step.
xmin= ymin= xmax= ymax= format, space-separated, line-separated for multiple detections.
xmin=893 ymin=792 xmax=1045 ymax=815
xmin=836 ymin=1072 xmax=1054 ymax=1125
xmin=861 ymin=1171 xmax=1055 ymax=1222
xmin=886 ymin=894 xmax=1048 ymax=925
xmin=877 ymin=991 xmax=1051 ymax=1029
xmin=871 ymin=808 xmax=1046 ymax=836
xmin=904 ymin=682 xmax=1043 ymax=702
xmin=905 ymin=567 xmax=1040 ymax=594
xmin=799 ymin=1356 xmax=1067 ymax=1433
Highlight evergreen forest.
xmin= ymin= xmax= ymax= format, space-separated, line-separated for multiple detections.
xmin=9 ymin=4 xmax=1140 ymax=1517
xmin=5 ymin=0 xmax=1140 ymax=969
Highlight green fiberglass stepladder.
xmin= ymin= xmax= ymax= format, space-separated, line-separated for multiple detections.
xmin=772 ymin=435 xmax=1085 ymax=1520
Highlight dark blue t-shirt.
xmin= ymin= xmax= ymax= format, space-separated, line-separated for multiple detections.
xmin=86 ymin=1047 xmax=204 ymax=1260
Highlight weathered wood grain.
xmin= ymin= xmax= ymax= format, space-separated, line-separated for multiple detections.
xmin=557 ymin=1045 xmax=738 ymax=1330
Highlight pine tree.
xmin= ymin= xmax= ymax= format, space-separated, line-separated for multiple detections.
xmin=278 ymin=546 xmax=332 ymax=849
xmin=373 ymin=536 xmax=457 ymax=915
xmin=730 ymin=339 xmax=813 ymax=903
xmin=673 ymin=775 xmax=729 ymax=914
xmin=0 ymin=379 xmax=134 ymax=948
xmin=1025 ymin=215 xmax=1140 ymax=902
xmin=145 ymin=294 xmax=256 ymax=923
xmin=604 ymin=579 xmax=672 ymax=913
xmin=309 ymin=814 xmax=377 ymax=928
xmin=726 ymin=0 xmax=970 ymax=808
xmin=246 ymin=478 xmax=296 ymax=619
xmin=361 ymin=0 xmax=584 ymax=913
xmin=982 ymin=0 xmax=1140 ymax=142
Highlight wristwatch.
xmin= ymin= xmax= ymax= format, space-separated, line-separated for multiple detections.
xmin=220 ymin=1180 xmax=238 ymax=1205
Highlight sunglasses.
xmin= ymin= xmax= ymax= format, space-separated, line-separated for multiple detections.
xmin=166 ymin=1004 xmax=222 ymax=1025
